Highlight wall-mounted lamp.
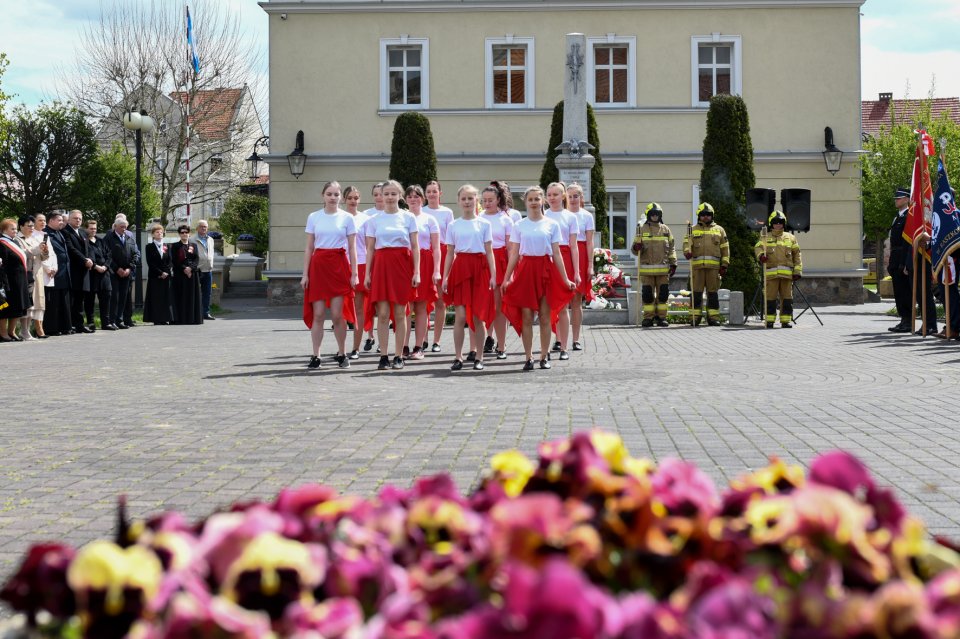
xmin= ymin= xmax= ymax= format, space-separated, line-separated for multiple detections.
xmin=287 ymin=130 xmax=306 ymax=179
xmin=245 ymin=135 xmax=270 ymax=180
xmin=822 ymin=126 xmax=843 ymax=176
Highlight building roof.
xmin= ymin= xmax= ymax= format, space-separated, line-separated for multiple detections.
xmin=169 ymin=88 xmax=245 ymax=141
xmin=861 ymin=94 xmax=960 ymax=138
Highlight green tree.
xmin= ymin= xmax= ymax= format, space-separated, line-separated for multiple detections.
xmin=389 ymin=112 xmax=437 ymax=188
xmin=218 ymin=192 xmax=269 ymax=257
xmin=70 ymin=142 xmax=161 ymax=230
xmin=860 ymin=102 xmax=960 ymax=270
xmin=699 ymin=94 xmax=758 ymax=296
xmin=0 ymin=53 xmax=11 ymax=146
xmin=540 ymin=101 xmax=608 ymax=245
xmin=0 ymin=102 xmax=97 ymax=216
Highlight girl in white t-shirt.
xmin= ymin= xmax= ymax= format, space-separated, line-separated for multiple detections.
xmin=501 ymin=186 xmax=575 ymax=370
xmin=490 ymin=180 xmax=523 ymax=223
xmin=567 ymin=182 xmax=595 ymax=352
xmin=363 ymin=179 xmax=420 ymax=370
xmin=343 ymin=185 xmax=373 ymax=359
xmin=362 ymin=181 xmax=385 ymax=218
xmin=301 ymin=181 xmax=359 ymax=370
xmin=441 ymin=185 xmax=496 ymax=371
xmin=544 ymin=182 xmax=581 ymax=361
xmin=480 ymin=185 xmax=514 ymax=360
xmin=423 ymin=180 xmax=455 ymax=352
xmin=404 ymin=184 xmax=441 ymax=361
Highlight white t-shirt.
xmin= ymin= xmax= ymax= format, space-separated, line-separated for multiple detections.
xmin=364 ymin=210 xmax=419 ymax=249
xmin=423 ymin=205 xmax=454 ymax=243
xmin=351 ymin=212 xmax=371 ymax=264
xmin=481 ymin=212 xmax=514 ymax=249
xmin=362 ymin=207 xmax=383 ymax=217
xmin=573 ymin=209 xmax=596 ymax=241
xmin=412 ymin=212 xmax=440 ymax=250
xmin=446 ymin=217 xmax=492 ymax=254
xmin=506 ymin=208 xmax=523 ymax=223
xmin=305 ymin=209 xmax=357 ymax=250
xmin=510 ymin=217 xmax=562 ymax=257
xmin=544 ymin=209 xmax=580 ymax=246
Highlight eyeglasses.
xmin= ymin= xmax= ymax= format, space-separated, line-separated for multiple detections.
xmin=179 ymin=230 xmax=190 ymax=234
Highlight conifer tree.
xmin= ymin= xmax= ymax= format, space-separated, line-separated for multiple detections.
xmin=389 ymin=112 xmax=438 ymax=189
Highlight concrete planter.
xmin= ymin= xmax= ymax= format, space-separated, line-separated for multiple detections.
xmin=878 ymin=278 xmax=894 ymax=298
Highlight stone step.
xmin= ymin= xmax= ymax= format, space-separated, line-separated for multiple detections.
xmin=224 ymin=281 xmax=269 ymax=298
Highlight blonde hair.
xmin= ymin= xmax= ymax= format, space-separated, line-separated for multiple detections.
xmin=148 ymin=223 xmax=165 ymax=234
xmin=546 ymin=182 xmax=568 ymax=208
xmin=321 ymin=181 xmax=341 ymax=196
xmin=457 ymin=184 xmax=479 ymax=198
xmin=382 ymin=179 xmax=404 ymax=196
xmin=524 ymin=185 xmax=545 ymax=200
xmin=566 ymin=183 xmax=584 ymax=198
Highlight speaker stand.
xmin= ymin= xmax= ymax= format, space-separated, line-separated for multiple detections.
xmin=791 ymin=281 xmax=824 ymax=326
xmin=747 ymin=281 xmax=765 ymax=322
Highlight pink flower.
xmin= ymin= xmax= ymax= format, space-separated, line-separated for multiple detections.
xmin=688 ymin=579 xmax=778 ymax=639
xmin=651 ymin=458 xmax=720 ymax=518
xmin=281 ymin=597 xmax=364 ymax=638
xmin=809 ymin=451 xmax=905 ymax=532
xmin=0 ymin=543 xmax=76 ymax=625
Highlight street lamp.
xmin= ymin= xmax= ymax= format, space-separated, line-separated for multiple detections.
xmin=822 ymin=126 xmax=843 ymax=176
xmin=123 ymin=108 xmax=154 ymax=308
xmin=245 ymin=135 xmax=270 ymax=180
xmin=287 ymin=130 xmax=306 ymax=179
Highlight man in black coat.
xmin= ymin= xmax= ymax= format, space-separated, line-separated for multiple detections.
xmin=42 ymin=211 xmax=73 ymax=336
xmin=102 ymin=215 xmax=138 ymax=330
xmin=84 ymin=218 xmax=112 ymax=330
xmin=888 ymin=187 xmax=913 ymax=333
xmin=63 ymin=209 xmax=94 ymax=333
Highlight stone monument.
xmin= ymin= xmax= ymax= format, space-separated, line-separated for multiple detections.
xmin=555 ymin=32 xmax=597 ymax=223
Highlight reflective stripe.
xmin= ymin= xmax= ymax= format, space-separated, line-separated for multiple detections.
xmin=638 ymin=265 xmax=670 ymax=274
xmin=766 ymin=314 xmax=777 ymax=322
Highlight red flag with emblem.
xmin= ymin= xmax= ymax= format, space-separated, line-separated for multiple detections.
xmin=904 ymin=131 xmax=934 ymax=260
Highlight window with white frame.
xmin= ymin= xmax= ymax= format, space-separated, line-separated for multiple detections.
xmin=485 ymin=37 xmax=535 ymax=108
xmin=380 ymin=38 xmax=429 ymax=110
xmin=209 ymin=199 xmax=224 ymax=219
xmin=606 ymin=190 xmax=635 ymax=254
xmin=691 ymin=35 xmax=742 ymax=107
xmin=587 ymin=36 xmax=635 ymax=107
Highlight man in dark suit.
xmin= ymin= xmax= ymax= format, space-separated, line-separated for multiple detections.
xmin=888 ymin=187 xmax=913 ymax=332
xmin=63 ymin=209 xmax=94 ymax=333
xmin=102 ymin=215 xmax=138 ymax=330
xmin=115 ymin=214 xmax=140 ymax=327
xmin=84 ymin=218 xmax=112 ymax=330
xmin=42 ymin=211 xmax=73 ymax=336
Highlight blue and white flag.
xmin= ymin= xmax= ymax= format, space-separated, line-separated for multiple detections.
xmin=930 ymin=159 xmax=960 ymax=276
xmin=186 ymin=6 xmax=200 ymax=75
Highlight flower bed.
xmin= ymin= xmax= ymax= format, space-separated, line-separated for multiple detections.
xmin=590 ymin=249 xmax=627 ymax=309
xmin=2 ymin=430 xmax=959 ymax=638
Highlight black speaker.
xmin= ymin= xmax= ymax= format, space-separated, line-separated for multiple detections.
xmin=745 ymin=188 xmax=776 ymax=230
xmin=781 ymin=189 xmax=811 ymax=232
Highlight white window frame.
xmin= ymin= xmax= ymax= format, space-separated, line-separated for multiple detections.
xmin=606 ymin=186 xmax=637 ymax=260
xmin=380 ymin=37 xmax=430 ymax=110
xmin=692 ymin=184 xmax=701 ymax=218
xmin=586 ymin=35 xmax=636 ymax=108
xmin=690 ymin=34 xmax=742 ymax=107
xmin=485 ymin=36 xmax=535 ymax=109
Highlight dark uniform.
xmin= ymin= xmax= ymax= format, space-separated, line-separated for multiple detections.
xmin=888 ymin=188 xmax=912 ymax=332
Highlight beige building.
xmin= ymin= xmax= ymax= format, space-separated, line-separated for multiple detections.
xmin=260 ymin=0 xmax=865 ymax=304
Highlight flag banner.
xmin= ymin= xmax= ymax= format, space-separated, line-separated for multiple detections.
xmin=187 ymin=6 xmax=200 ymax=75
xmin=904 ymin=134 xmax=934 ymax=259
xmin=931 ymin=159 xmax=960 ymax=276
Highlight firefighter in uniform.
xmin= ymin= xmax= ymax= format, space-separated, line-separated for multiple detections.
xmin=755 ymin=210 xmax=802 ymax=328
xmin=631 ymin=202 xmax=677 ymax=327
xmin=682 ymin=203 xmax=729 ymax=326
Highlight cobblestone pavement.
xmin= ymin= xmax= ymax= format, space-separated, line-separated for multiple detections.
xmin=2 ymin=301 xmax=960 ymax=591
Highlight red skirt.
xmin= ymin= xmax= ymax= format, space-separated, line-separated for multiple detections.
xmin=443 ymin=252 xmax=495 ymax=332
xmin=501 ymin=255 xmax=575 ymax=337
xmin=576 ymin=243 xmax=594 ymax=301
xmin=493 ymin=246 xmax=509 ymax=286
xmin=413 ymin=248 xmax=438 ymax=306
xmin=365 ymin=247 xmax=415 ymax=331
xmin=355 ymin=263 xmax=369 ymax=296
xmin=303 ymin=249 xmax=356 ymax=329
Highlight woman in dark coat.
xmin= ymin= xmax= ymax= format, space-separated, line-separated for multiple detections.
xmin=143 ymin=223 xmax=174 ymax=325
xmin=170 ymin=224 xmax=203 ymax=325
xmin=0 ymin=217 xmax=32 ymax=341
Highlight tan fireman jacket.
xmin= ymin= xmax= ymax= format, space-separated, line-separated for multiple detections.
xmin=632 ymin=222 xmax=677 ymax=276
xmin=754 ymin=229 xmax=802 ymax=279
xmin=682 ymin=222 xmax=729 ymax=270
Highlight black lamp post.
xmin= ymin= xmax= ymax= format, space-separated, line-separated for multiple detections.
xmin=822 ymin=126 xmax=843 ymax=176
xmin=123 ymin=108 xmax=155 ymax=308
xmin=245 ymin=135 xmax=270 ymax=180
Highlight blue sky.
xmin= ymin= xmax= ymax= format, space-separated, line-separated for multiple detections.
xmin=0 ymin=0 xmax=958 ymax=110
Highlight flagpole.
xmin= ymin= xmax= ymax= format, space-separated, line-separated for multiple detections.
xmin=185 ymin=5 xmax=192 ymax=229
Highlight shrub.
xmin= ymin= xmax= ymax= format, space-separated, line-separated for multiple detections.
xmin=388 ymin=112 xmax=438 ymax=189
xmin=218 ymin=192 xmax=269 ymax=256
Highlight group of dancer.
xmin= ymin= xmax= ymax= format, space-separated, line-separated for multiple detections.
xmin=300 ymin=179 xmax=595 ymax=371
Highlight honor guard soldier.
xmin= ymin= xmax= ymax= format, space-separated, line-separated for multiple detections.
xmin=631 ymin=203 xmax=677 ymax=327
xmin=755 ymin=210 xmax=802 ymax=328
xmin=683 ymin=203 xmax=729 ymax=325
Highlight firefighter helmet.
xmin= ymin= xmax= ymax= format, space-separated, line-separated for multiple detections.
xmin=768 ymin=211 xmax=787 ymax=227
xmin=645 ymin=202 xmax=663 ymax=220
xmin=697 ymin=202 xmax=715 ymax=218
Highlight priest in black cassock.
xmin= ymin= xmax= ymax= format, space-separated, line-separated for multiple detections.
xmin=170 ymin=224 xmax=203 ymax=325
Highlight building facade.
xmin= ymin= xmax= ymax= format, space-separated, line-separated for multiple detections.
xmin=260 ymin=0 xmax=866 ymax=304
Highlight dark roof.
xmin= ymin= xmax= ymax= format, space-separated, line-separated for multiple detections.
xmin=862 ymin=96 xmax=960 ymax=138
xmin=168 ymin=88 xmax=245 ymax=141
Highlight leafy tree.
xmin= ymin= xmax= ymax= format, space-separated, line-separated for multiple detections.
xmin=218 ymin=192 xmax=269 ymax=257
xmin=0 ymin=102 xmax=96 ymax=216
xmin=539 ymin=101 xmax=608 ymax=245
xmin=699 ymin=94 xmax=758 ymax=296
xmin=0 ymin=53 xmax=11 ymax=145
xmin=860 ymin=102 xmax=960 ymax=271
xmin=70 ymin=142 xmax=162 ymax=230
xmin=389 ymin=112 xmax=437 ymax=188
